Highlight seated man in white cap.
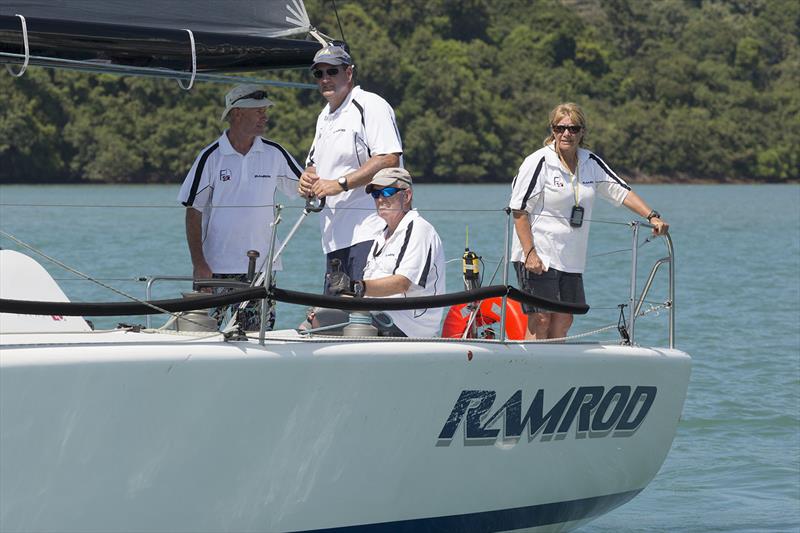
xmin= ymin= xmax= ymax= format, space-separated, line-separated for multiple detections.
xmin=312 ymin=168 xmax=446 ymax=337
xmin=177 ymin=84 xmax=301 ymax=331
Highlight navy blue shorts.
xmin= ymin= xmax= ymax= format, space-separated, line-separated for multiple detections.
xmin=323 ymin=240 xmax=374 ymax=295
xmin=513 ymin=262 xmax=585 ymax=314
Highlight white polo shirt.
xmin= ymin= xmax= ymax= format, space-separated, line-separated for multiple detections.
xmin=509 ymin=144 xmax=630 ymax=273
xmin=363 ymin=210 xmax=446 ymax=337
xmin=307 ymin=86 xmax=403 ymax=254
xmin=177 ymin=131 xmax=301 ymax=274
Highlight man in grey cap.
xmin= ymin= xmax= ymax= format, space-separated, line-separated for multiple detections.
xmin=312 ymin=168 xmax=446 ymax=338
xmin=297 ymin=43 xmax=404 ymax=294
xmin=177 ymin=84 xmax=301 ymax=331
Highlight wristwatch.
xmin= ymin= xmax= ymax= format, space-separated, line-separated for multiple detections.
xmin=351 ymin=280 xmax=365 ymax=298
xmin=337 ymin=176 xmax=349 ymax=192
xmin=646 ymin=210 xmax=661 ymax=221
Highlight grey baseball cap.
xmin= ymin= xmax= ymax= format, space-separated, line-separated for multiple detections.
xmin=311 ymin=44 xmax=353 ymax=68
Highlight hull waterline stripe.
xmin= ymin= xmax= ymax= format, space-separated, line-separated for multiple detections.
xmin=295 ymin=489 xmax=641 ymax=532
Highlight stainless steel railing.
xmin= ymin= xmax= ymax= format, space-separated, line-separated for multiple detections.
xmin=629 ymin=223 xmax=675 ymax=348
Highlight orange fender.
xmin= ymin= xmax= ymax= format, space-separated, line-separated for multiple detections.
xmin=441 ymin=297 xmax=527 ymax=340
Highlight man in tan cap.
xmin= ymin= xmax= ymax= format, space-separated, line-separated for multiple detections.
xmin=314 ymin=168 xmax=446 ymax=337
xmin=177 ymin=84 xmax=301 ymax=330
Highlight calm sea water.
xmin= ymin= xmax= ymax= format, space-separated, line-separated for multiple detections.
xmin=1 ymin=183 xmax=798 ymax=531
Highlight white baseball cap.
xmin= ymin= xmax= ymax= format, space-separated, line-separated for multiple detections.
xmin=221 ymin=84 xmax=274 ymax=120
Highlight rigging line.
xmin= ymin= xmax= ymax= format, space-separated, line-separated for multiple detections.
xmin=486 ymin=254 xmax=504 ymax=285
xmin=4 ymin=14 xmax=29 ymax=77
xmin=0 ymin=202 xmax=505 ymax=213
xmin=0 ymin=52 xmax=317 ymax=90
xmin=0 ymin=201 xmax=645 ymax=226
xmin=589 ymin=234 xmax=656 ymax=258
xmin=246 ymin=316 xmax=617 ymax=343
xmin=445 ymin=256 xmax=502 ymax=265
xmin=0 ymin=230 xmax=213 ymax=330
xmin=53 ymin=277 xmax=153 ymax=282
xmin=331 ymin=0 xmax=347 ymax=42
xmin=176 ymin=29 xmax=197 ymax=90
xmin=0 ymin=203 xmax=290 ymax=209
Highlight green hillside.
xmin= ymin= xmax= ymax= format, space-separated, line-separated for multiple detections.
xmin=1 ymin=0 xmax=797 ymax=183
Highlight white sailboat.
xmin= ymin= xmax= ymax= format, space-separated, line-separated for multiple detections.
xmin=0 ymin=2 xmax=691 ymax=532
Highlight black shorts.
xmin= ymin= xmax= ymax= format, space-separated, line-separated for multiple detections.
xmin=324 ymin=240 xmax=375 ymax=295
xmin=513 ymin=262 xmax=585 ymax=314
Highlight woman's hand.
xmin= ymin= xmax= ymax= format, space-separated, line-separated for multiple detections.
xmin=525 ymin=249 xmax=546 ymax=275
xmin=650 ymin=217 xmax=669 ymax=236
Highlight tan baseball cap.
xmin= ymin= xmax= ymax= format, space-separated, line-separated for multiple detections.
xmin=365 ymin=168 xmax=412 ymax=193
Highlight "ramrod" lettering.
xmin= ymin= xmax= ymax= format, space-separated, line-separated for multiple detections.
xmin=437 ymin=386 xmax=657 ymax=445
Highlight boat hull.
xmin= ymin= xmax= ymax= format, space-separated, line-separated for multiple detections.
xmin=0 ymin=332 xmax=690 ymax=532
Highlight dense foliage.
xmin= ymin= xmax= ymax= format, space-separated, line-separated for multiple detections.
xmin=1 ymin=0 xmax=797 ymax=183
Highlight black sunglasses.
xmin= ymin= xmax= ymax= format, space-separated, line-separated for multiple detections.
xmin=312 ymin=67 xmax=342 ymax=79
xmin=552 ymin=124 xmax=583 ymax=134
xmin=232 ymin=90 xmax=268 ymax=105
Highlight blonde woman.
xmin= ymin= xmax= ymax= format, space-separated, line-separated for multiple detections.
xmin=509 ymin=103 xmax=668 ymax=340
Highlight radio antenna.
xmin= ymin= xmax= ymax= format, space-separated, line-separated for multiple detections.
xmin=331 ymin=0 xmax=346 ymax=42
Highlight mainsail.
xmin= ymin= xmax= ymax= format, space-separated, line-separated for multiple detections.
xmin=0 ymin=0 xmax=312 ymax=38
xmin=0 ymin=0 xmax=320 ymax=76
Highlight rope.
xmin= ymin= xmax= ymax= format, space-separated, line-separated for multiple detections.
xmin=176 ymin=29 xmax=196 ymax=90
xmin=523 ymin=323 xmax=620 ymax=343
xmin=4 ymin=14 xmax=29 ymax=77
xmin=636 ymin=301 xmax=671 ymax=318
xmin=0 ymin=283 xmax=590 ymax=317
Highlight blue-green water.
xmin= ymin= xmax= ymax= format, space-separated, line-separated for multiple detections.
xmin=1 ymin=183 xmax=798 ymax=531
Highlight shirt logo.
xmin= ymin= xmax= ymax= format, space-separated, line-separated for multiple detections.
xmin=554 ymin=176 xmax=565 ymax=188
xmin=220 ymin=169 xmax=232 ymax=182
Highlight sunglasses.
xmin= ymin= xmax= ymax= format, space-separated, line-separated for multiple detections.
xmin=232 ymin=90 xmax=268 ymax=105
xmin=312 ymin=67 xmax=342 ymax=79
xmin=370 ymin=187 xmax=403 ymax=199
xmin=552 ymin=124 xmax=583 ymax=134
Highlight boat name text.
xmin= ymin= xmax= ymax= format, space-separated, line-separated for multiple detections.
xmin=437 ymin=386 xmax=657 ymax=445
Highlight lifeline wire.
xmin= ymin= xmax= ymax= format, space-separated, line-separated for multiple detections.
xmin=0 ymin=230 xmax=215 ymax=331
xmin=0 ymin=200 xmax=633 ymax=226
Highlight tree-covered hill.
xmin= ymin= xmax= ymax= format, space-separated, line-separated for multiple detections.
xmin=1 ymin=0 xmax=797 ymax=183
